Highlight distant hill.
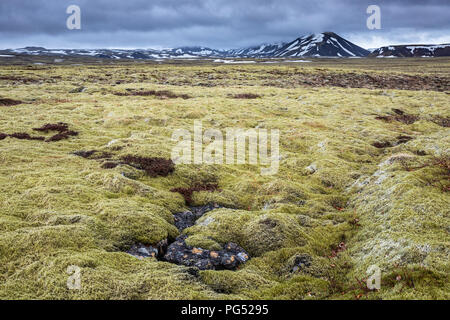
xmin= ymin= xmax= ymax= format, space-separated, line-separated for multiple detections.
xmin=370 ymin=44 xmax=450 ymax=57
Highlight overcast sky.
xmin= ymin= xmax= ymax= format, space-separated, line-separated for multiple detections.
xmin=1 ymin=0 xmax=449 ymax=49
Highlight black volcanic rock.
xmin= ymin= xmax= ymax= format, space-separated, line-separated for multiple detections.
xmin=163 ymin=235 xmax=249 ymax=270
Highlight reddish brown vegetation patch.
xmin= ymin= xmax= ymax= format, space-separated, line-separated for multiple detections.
xmin=375 ymin=109 xmax=419 ymax=125
xmin=35 ymin=123 xmax=78 ymax=142
xmin=171 ymin=183 xmax=220 ymax=205
xmin=9 ymin=132 xmax=45 ymax=141
xmin=73 ymin=151 xmax=172 ymax=176
xmin=33 ymin=122 xmax=69 ymax=133
xmin=0 ymin=98 xmax=23 ymax=106
xmin=121 ymin=155 xmax=175 ymax=177
xmin=430 ymin=115 xmax=450 ymax=128
xmin=232 ymin=93 xmax=262 ymax=99
xmin=114 ymin=90 xmax=190 ymax=99
xmin=0 ymin=122 xmax=78 ymax=143
xmin=45 ymin=130 xmax=78 ymax=142
xmin=34 ymin=122 xmax=78 ymax=142
xmin=73 ymin=150 xmax=98 ymax=158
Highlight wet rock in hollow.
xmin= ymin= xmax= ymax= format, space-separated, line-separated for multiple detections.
xmin=291 ymin=254 xmax=312 ymax=273
xmin=127 ymin=239 xmax=168 ymax=259
xmin=163 ymin=235 xmax=249 ymax=270
xmin=127 ymin=203 xmax=250 ymax=270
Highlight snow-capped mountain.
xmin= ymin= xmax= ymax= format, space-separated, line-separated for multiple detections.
xmin=228 ymin=43 xmax=285 ymax=57
xmin=231 ymin=32 xmax=369 ymax=58
xmin=167 ymin=46 xmax=227 ymax=57
xmin=276 ymin=32 xmax=369 ymax=57
xmin=370 ymin=44 xmax=450 ymax=57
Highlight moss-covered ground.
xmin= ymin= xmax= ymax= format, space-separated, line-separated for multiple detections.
xmin=0 ymin=57 xmax=448 ymax=299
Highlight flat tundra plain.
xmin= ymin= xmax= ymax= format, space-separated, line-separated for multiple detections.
xmin=0 ymin=56 xmax=449 ymax=299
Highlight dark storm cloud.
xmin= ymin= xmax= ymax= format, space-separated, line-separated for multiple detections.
xmin=0 ymin=0 xmax=449 ymax=49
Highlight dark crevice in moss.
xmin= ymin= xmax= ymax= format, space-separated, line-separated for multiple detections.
xmin=372 ymin=141 xmax=392 ymax=149
xmin=73 ymin=150 xmax=98 ymax=158
xmin=73 ymin=150 xmax=112 ymax=159
xmin=0 ymin=98 xmax=23 ymax=106
xmin=375 ymin=109 xmax=419 ymax=125
xmin=126 ymin=239 xmax=169 ymax=259
xmin=101 ymin=161 xmax=119 ymax=169
xmin=290 ymin=254 xmax=312 ymax=273
xmin=414 ymin=150 xmax=427 ymax=156
xmin=127 ymin=204 xmax=250 ymax=270
xmin=396 ymin=135 xmax=414 ymax=144
xmin=231 ymin=93 xmax=262 ymax=99
xmin=114 ymin=89 xmax=191 ymax=99
xmin=371 ymin=135 xmax=414 ymax=149
xmin=121 ymin=155 xmax=175 ymax=177
xmin=170 ymin=183 xmax=220 ymax=205
xmin=173 ymin=204 xmax=222 ymax=231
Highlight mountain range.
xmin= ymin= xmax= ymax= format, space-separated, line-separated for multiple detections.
xmin=1 ymin=32 xmax=449 ymax=60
